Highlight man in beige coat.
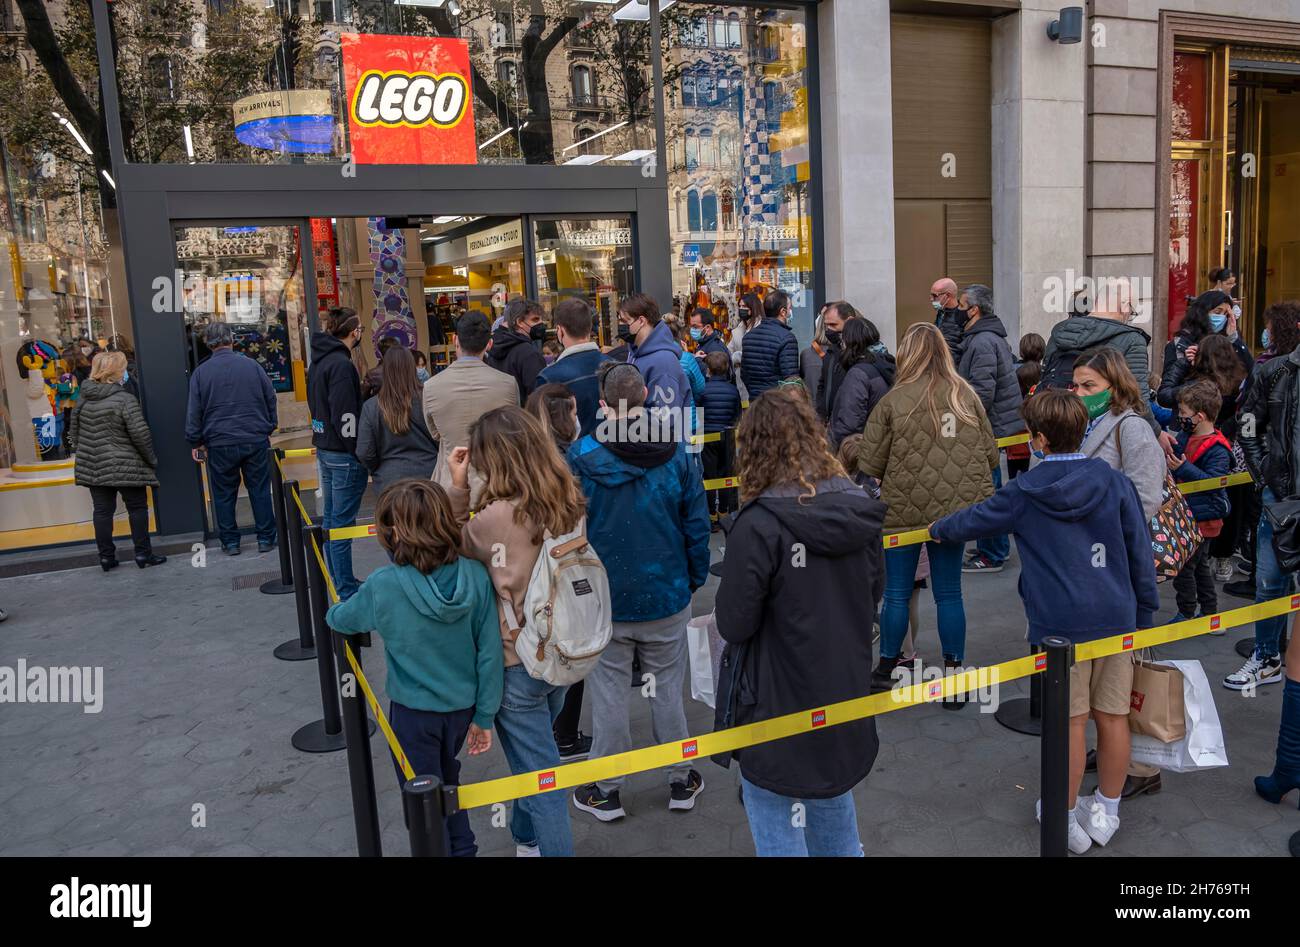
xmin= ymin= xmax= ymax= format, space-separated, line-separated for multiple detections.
xmin=423 ymin=311 xmax=518 ymax=489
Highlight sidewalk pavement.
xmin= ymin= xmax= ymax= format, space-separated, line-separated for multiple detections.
xmin=0 ymin=534 xmax=1295 ymax=857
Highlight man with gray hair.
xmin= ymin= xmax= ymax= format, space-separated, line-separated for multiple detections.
xmin=185 ymin=321 xmax=279 ymax=555
xmin=956 ymin=284 xmax=1024 ymax=574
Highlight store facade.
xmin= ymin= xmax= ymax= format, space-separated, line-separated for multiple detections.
xmin=0 ymin=0 xmax=821 ymax=548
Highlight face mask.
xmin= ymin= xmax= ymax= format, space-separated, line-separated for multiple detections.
xmin=616 ymin=322 xmax=634 ymax=343
xmin=1031 ymin=448 xmax=1046 ymax=460
xmin=529 ymin=323 xmax=548 ymax=343
xmin=1080 ymin=388 xmax=1112 ymax=420
xmin=544 ymin=354 xmax=556 ymax=365
xmin=121 ymin=369 xmax=129 ymax=385
xmin=1178 ymin=414 xmax=1197 ymax=434
xmin=1262 ymin=328 xmax=1272 ymax=349
xmin=80 ymin=347 xmax=92 ymax=357
xmin=689 ymin=327 xmax=703 ymax=342
xmin=824 ymin=328 xmax=842 ymax=346
xmin=1209 ymin=313 xmax=1227 ymax=332
xmin=931 ymin=300 xmax=943 ymax=312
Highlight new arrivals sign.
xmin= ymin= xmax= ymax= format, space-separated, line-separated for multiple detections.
xmin=339 ymin=33 xmax=477 ymax=166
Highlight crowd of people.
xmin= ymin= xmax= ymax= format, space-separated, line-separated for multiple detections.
xmin=76 ymin=265 xmax=1300 ymax=857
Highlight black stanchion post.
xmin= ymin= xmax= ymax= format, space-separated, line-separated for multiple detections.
xmin=273 ymin=479 xmax=316 ymax=662
xmin=1039 ymin=635 xmax=1072 ymax=858
xmin=260 ymin=448 xmax=294 ymax=595
xmin=402 ymin=775 xmax=451 ymax=857
xmin=291 ymin=523 xmax=347 ymax=754
xmin=333 ymin=628 xmax=382 ymax=857
xmin=995 ymin=644 xmax=1043 ymax=735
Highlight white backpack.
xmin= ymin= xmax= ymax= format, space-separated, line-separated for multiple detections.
xmin=502 ymin=519 xmax=612 ymax=686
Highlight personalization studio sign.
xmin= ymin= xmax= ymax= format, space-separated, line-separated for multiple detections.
xmin=339 ymin=33 xmax=477 ymax=165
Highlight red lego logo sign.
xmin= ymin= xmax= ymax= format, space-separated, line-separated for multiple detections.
xmin=537 ymin=771 xmax=556 ymax=791
xmin=811 ymin=709 xmax=827 ymax=728
xmin=340 ymin=33 xmax=477 ymax=165
xmin=681 ymin=740 xmax=698 ymax=759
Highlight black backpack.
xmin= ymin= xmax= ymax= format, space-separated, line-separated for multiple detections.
xmin=1039 ymin=346 xmax=1085 ymax=390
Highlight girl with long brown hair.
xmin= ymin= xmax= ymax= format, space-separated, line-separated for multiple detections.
xmin=716 ymin=385 xmax=885 ymax=855
xmin=355 ymin=345 xmax=438 ymax=493
xmin=857 ymin=322 xmax=998 ymax=699
xmin=445 ymin=405 xmax=583 ymax=857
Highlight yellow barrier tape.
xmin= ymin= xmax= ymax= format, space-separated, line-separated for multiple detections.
xmin=882 ymin=527 xmax=931 ymax=548
xmin=330 ymin=523 xmax=378 ymax=541
xmin=1176 ymin=469 xmax=1254 ymax=496
xmin=996 ymin=432 xmax=1031 ymax=448
xmin=342 ymin=640 xmax=415 ymax=781
xmin=688 ymin=431 xmax=723 ymax=445
xmin=455 ymin=593 xmax=1300 ymax=811
xmin=283 ymin=447 xmax=317 ymax=458
xmin=702 ymin=475 xmax=741 ymax=492
xmin=309 ymin=534 xmax=340 ymax=604
xmin=289 ymin=482 xmax=314 ymax=528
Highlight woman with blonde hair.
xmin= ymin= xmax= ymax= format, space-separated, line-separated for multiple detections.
xmin=858 ymin=322 xmax=997 ymax=701
xmin=69 ymin=351 xmax=166 ymax=571
xmin=446 ymin=405 xmax=584 ymax=857
xmin=715 ymin=386 xmax=885 ymax=855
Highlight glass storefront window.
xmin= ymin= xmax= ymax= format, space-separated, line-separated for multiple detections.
xmin=662 ymin=3 xmax=815 ymax=343
xmin=533 ymin=216 xmax=635 ymax=345
xmin=108 ymin=0 xmax=655 ymax=167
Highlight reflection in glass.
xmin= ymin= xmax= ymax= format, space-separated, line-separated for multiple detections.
xmin=533 ymin=217 xmax=635 ymax=346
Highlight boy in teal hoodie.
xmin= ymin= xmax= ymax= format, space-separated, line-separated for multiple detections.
xmin=327 ymin=479 xmax=503 ymax=857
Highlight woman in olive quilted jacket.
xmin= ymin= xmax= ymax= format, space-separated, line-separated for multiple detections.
xmin=858 ymin=323 xmax=998 ymax=702
xmin=69 ymin=351 xmax=166 ymax=571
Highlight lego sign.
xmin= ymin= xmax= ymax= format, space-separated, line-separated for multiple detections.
xmin=339 ymin=33 xmax=477 ymax=165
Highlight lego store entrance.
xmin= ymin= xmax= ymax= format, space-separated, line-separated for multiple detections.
xmin=177 ymin=212 xmax=636 ymax=536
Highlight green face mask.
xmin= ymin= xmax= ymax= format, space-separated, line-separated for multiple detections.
xmin=1080 ymin=389 xmax=1112 ymax=420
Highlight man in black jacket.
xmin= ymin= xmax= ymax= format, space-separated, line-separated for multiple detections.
xmin=929 ymin=277 xmax=965 ymax=364
xmin=1230 ymin=337 xmax=1300 ymax=692
xmin=741 ymin=290 xmax=800 ymax=400
xmin=185 ymin=321 xmax=278 ymax=556
xmin=688 ymin=308 xmax=731 ymax=378
xmin=487 ymin=297 xmax=548 ymax=402
xmin=306 ymin=308 xmax=368 ymax=600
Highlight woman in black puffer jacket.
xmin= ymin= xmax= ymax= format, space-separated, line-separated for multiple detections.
xmin=827 ymin=317 xmax=894 ymax=449
xmin=69 ymin=352 xmax=166 ymax=571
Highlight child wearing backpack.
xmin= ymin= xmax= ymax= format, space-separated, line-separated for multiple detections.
xmin=1167 ymin=379 xmax=1233 ymax=624
xmin=326 ymin=479 xmax=502 ymax=858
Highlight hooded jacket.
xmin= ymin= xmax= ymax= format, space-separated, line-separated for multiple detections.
xmin=536 ymin=342 xmax=612 ymax=437
xmin=957 ymin=314 xmax=1024 ymax=438
xmin=931 ymin=457 xmax=1159 ymax=643
xmin=486 ymin=326 xmax=546 ymax=404
xmin=1172 ymin=429 xmax=1232 ymax=522
xmin=740 ymin=318 xmax=800 ymax=399
xmin=307 ymin=332 xmax=363 ymax=455
xmin=828 ymin=357 xmax=892 ymax=449
xmin=568 ymin=422 xmax=711 ymax=622
xmin=935 ymin=306 xmax=966 ymax=364
xmin=326 ymin=559 xmax=503 ymax=728
xmin=1041 ymin=316 xmax=1152 ymax=393
xmin=818 ymin=342 xmax=896 ymax=421
xmin=69 ymin=379 xmax=159 ymax=488
xmin=628 ymin=320 xmax=689 ymax=410
xmin=714 ymin=477 xmax=884 ymax=798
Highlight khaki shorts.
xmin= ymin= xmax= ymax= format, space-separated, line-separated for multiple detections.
xmin=1069 ymin=652 xmax=1134 ymax=717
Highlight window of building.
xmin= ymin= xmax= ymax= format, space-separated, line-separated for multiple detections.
xmin=497 ymin=59 xmax=519 ymax=94
xmin=727 ymin=12 xmax=742 ymax=48
xmin=572 ymin=65 xmax=594 ymax=105
xmin=699 ymin=127 xmax=714 ymax=167
xmin=682 ymin=71 xmax=696 ymax=108
xmin=684 ymin=128 xmax=698 ymax=170
xmin=697 ymin=71 xmax=716 ymax=106
xmin=701 ymin=190 xmax=718 ymax=233
xmin=687 ymin=190 xmax=701 ymax=232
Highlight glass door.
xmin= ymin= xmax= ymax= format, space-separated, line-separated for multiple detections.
xmin=532 ymin=216 xmax=635 ymax=346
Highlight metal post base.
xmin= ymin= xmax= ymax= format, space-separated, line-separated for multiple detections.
xmin=1236 ymin=637 xmax=1256 ymax=659
xmin=260 ymin=578 xmax=295 ymax=595
xmin=1290 ymin=830 xmax=1300 ymax=858
xmin=292 ymin=720 xmax=349 ymax=753
xmin=274 ymin=639 xmax=316 ymax=662
xmin=994 ymin=696 xmax=1041 ymax=736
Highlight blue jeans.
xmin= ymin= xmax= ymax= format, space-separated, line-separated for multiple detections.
xmin=740 ymin=775 xmax=863 ymax=857
xmin=494 ymin=666 xmax=574 ymax=856
xmin=317 ymin=449 xmax=368 ymax=601
xmin=974 ymin=464 xmax=1010 ymax=564
xmin=207 ymin=441 xmax=276 ymax=549
xmin=1254 ymin=487 xmax=1294 ymax=659
xmin=881 ymin=540 xmax=967 ymax=662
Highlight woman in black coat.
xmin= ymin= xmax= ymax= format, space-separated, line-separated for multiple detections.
xmin=714 ymin=386 xmax=885 ymax=857
xmin=827 ymin=317 xmax=893 ymax=449
xmin=1160 ymin=290 xmax=1252 ymax=401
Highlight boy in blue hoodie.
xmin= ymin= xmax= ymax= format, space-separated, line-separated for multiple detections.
xmin=1168 ymin=379 xmax=1233 ymax=624
xmin=327 ymin=479 xmax=503 ymax=857
xmin=930 ymin=388 xmax=1158 ymax=855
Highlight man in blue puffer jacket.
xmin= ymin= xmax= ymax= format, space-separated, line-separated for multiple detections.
xmin=741 ymin=290 xmax=800 ymax=399
xmin=568 ymin=362 xmax=711 ymax=823
xmin=620 ymin=292 xmax=688 ymax=412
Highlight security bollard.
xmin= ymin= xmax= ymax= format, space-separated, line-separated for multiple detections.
xmin=402 ymin=775 xmax=451 ymax=857
xmin=333 ymin=628 xmax=382 ymax=857
xmin=994 ymin=644 xmax=1043 ymax=736
xmin=291 ymin=523 xmax=347 ymax=754
xmin=259 ymin=447 xmax=294 ymax=595
xmin=1039 ymin=636 xmax=1072 ymax=858
xmin=273 ymin=479 xmax=316 ymax=662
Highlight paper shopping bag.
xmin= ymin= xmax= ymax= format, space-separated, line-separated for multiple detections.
xmin=1129 ymin=659 xmax=1186 ymax=742
xmin=1129 ymin=659 xmax=1229 ymax=772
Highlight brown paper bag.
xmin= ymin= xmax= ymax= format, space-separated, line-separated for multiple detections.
xmin=1129 ymin=660 xmax=1186 ymax=742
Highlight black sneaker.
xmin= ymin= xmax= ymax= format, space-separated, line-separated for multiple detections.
xmin=1224 ymin=578 xmax=1256 ymax=600
xmin=668 ymin=769 xmax=704 ymax=811
xmin=258 ymin=540 xmax=276 ymax=554
xmin=572 ymin=784 xmax=625 ymax=822
xmin=556 ymin=732 xmax=592 ymax=762
xmin=222 ymin=545 xmax=241 ymax=556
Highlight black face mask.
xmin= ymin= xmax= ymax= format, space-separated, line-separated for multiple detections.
xmin=616 ymin=322 xmax=635 ymax=343
xmin=529 ymin=322 xmax=548 ymax=343
xmin=1178 ymin=415 xmax=1198 ymax=435
xmin=824 ymin=328 xmax=842 ymax=346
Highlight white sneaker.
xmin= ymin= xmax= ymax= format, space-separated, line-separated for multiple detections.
xmin=1036 ymin=799 xmax=1093 ymax=854
xmin=516 ymin=843 xmax=540 ymax=857
xmin=1079 ymin=795 xmax=1119 ymax=846
xmin=1223 ymin=652 xmax=1283 ymax=691
xmin=1213 ymin=557 xmax=1235 ymax=582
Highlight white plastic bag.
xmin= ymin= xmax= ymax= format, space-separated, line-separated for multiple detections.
xmin=686 ymin=613 xmax=720 ymax=708
xmin=1129 ymin=659 xmax=1229 ymax=772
